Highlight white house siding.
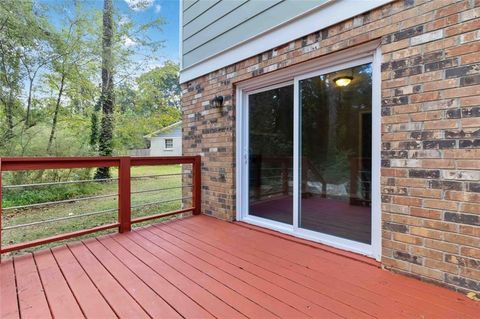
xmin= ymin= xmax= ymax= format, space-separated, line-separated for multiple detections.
xmin=149 ymin=136 xmax=182 ymax=156
xmin=148 ymin=125 xmax=182 ymax=156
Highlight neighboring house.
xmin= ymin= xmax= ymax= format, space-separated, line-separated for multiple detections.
xmin=180 ymin=0 xmax=480 ymax=294
xmin=144 ymin=121 xmax=182 ymax=156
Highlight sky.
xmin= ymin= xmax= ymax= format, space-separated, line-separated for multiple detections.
xmin=119 ymin=0 xmax=180 ymax=63
xmin=42 ymin=0 xmax=180 ymax=64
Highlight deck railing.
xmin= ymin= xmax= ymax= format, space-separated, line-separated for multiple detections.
xmin=0 ymin=156 xmax=201 ymax=255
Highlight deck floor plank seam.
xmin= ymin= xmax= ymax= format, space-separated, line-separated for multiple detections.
xmin=192 ymin=216 xmax=480 ymax=315
xmin=50 ymin=245 xmax=117 ymax=319
xmin=13 ymin=254 xmax=51 ymax=319
xmin=111 ymin=232 xmax=246 ymax=319
xmin=158 ymin=222 xmax=381 ymax=319
xmin=166 ymin=220 xmax=412 ymax=319
xmin=82 ymin=238 xmax=182 ymax=319
xmin=48 ymin=248 xmax=87 ymax=318
xmin=127 ymin=231 xmax=278 ymax=319
xmin=144 ymin=224 xmax=346 ymax=319
xmin=33 ymin=249 xmax=84 ymax=318
xmin=0 ymin=260 xmax=20 ymax=319
xmin=125 ymin=234 xmax=278 ymax=318
xmin=111 ymin=232 xmax=273 ymax=318
xmin=31 ymin=249 xmax=54 ymax=318
xmin=66 ymin=242 xmax=150 ymax=318
xmin=208 ymin=216 xmax=472 ymax=302
xmin=136 ymin=226 xmax=328 ymax=319
xmin=181 ymin=216 xmax=479 ymax=319
xmin=97 ymin=235 xmax=215 ymax=319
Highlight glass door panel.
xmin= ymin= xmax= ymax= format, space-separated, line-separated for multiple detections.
xmin=248 ymin=85 xmax=294 ymax=224
xmin=299 ymin=63 xmax=373 ymax=243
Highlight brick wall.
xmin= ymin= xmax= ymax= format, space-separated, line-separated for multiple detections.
xmin=181 ymin=0 xmax=480 ymax=294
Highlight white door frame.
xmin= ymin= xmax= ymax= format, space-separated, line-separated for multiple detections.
xmin=235 ymin=41 xmax=382 ymax=260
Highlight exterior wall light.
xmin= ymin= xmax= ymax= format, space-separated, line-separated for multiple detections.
xmin=212 ymin=95 xmax=224 ymax=108
xmin=334 ymin=76 xmax=353 ymax=87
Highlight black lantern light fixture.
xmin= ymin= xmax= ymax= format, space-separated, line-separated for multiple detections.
xmin=211 ymin=95 xmax=224 ymax=108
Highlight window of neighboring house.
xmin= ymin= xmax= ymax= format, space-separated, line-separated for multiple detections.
xmin=165 ymin=138 xmax=173 ymax=149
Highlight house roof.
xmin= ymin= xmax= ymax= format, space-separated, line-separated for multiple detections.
xmin=144 ymin=121 xmax=182 ymax=139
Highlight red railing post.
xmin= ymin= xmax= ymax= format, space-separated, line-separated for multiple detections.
xmin=192 ymin=155 xmax=201 ymax=215
xmin=118 ymin=157 xmax=131 ymax=233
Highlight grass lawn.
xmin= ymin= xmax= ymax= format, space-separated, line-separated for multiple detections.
xmin=1 ymin=164 xmax=192 ymax=256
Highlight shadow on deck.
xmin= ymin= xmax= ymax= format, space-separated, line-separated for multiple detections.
xmin=1 ymin=215 xmax=479 ymax=319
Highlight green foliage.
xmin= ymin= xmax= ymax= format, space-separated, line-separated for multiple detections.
xmin=3 ymin=183 xmax=103 ymax=208
xmin=136 ymin=61 xmax=181 ymax=114
xmin=114 ymin=62 xmax=181 ymax=150
xmin=90 ymin=111 xmax=99 ymax=147
xmin=0 ymin=0 xmax=180 ymax=160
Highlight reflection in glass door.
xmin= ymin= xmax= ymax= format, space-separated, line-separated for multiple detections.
xmin=299 ymin=63 xmax=373 ymax=244
xmin=248 ymin=84 xmax=294 ymax=224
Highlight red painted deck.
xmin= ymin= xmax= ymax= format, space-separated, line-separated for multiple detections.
xmin=1 ymin=215 xmax=478 ymax=319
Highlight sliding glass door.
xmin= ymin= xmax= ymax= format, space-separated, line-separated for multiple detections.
xmin=241 ymin=56 xmax=377 ymax=256
xmin=298 ymin=63 xmax=373 ymax=244
xmin=248 ymin=84 xmax=294 ymax=224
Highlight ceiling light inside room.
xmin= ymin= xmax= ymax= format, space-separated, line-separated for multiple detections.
xmin=333 ymin=76 xmax=353 ymax=87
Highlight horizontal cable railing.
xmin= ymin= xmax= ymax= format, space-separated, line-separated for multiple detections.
xmin=3 ymin=173 xmax=190 ymax=189
xmin=0 ymin=156 xmax=201 ymax=256
xmin=3 ymin=193 xmax=119 ymax=211
xmin=2 ymin=207 xmax=119 ymax=231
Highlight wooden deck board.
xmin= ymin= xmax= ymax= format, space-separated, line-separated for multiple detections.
xmin=174 ymin=217 xmax=414 ymax=318
xmin=33 ymin=250 xmax=84 ymax=318
xmin=145 ymin=225 xmax=344 ymax=318
xmin=125 ymin=230 xmax=280 ymax=319
xmin=162 ymin=222 xmax=382 ymax=318
xmin=112 ymin=232 xmax=245 ymax=319
xmin=67 ymin=241 xmax=150 ymax=318
xmin=13 ymin=254 xmax=51 ymax=319
xmin=97 ymin=235 xmax=215 ymax=319
xmin=50 ymin=245 xmax=116 ymax=319
xmin=0 ymin=260 xmax=20 ymax=319
xmin=2 ymin=215 xmax=479 ymax=319
xmin=82 ymin=238 xmax=182 ymax=319
xmin=135 ymin=227 xmax=314 ymax=318
xmin=188 ymin=215 xmax=480 ymax=319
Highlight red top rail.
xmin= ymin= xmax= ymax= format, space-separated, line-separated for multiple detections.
xmin=0 ymin=156 xmax=201 ymax=256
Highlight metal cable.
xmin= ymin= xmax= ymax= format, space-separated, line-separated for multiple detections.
xmin=131 ymin=185 xmax=192 ymax=195
xmin=2 ymin=207 xmax=118 ymax=230
xmin=3 ymin=193 xmax=118 ymax=211
xmin=2 ymin=173 xmax=191 ymax=189
xmin=131 ymin=196 xmax=192 ymax=209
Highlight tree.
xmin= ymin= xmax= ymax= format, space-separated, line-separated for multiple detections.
xmin=0 ymin=0 xmax=171 ymax=162
xmin=113 ymin=61 xmax=181 ymax=151
xmin=135 ymin=61 xmax=181 ymax=115
xmin=95 ymin=0 xmax=114 ymax=179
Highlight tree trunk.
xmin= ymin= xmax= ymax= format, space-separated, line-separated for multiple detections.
xmin=25 ymin=77 xmax=34 ymax=127
xmin=0 ymin=53 xmax=18 ymax=143
xmin=47 ymin=72 xmax=66 ymax=153
xmin=3 ymin=95 xmax=14 ymax=140
xmin=95 ymin=0 xmax=114 ymax=179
